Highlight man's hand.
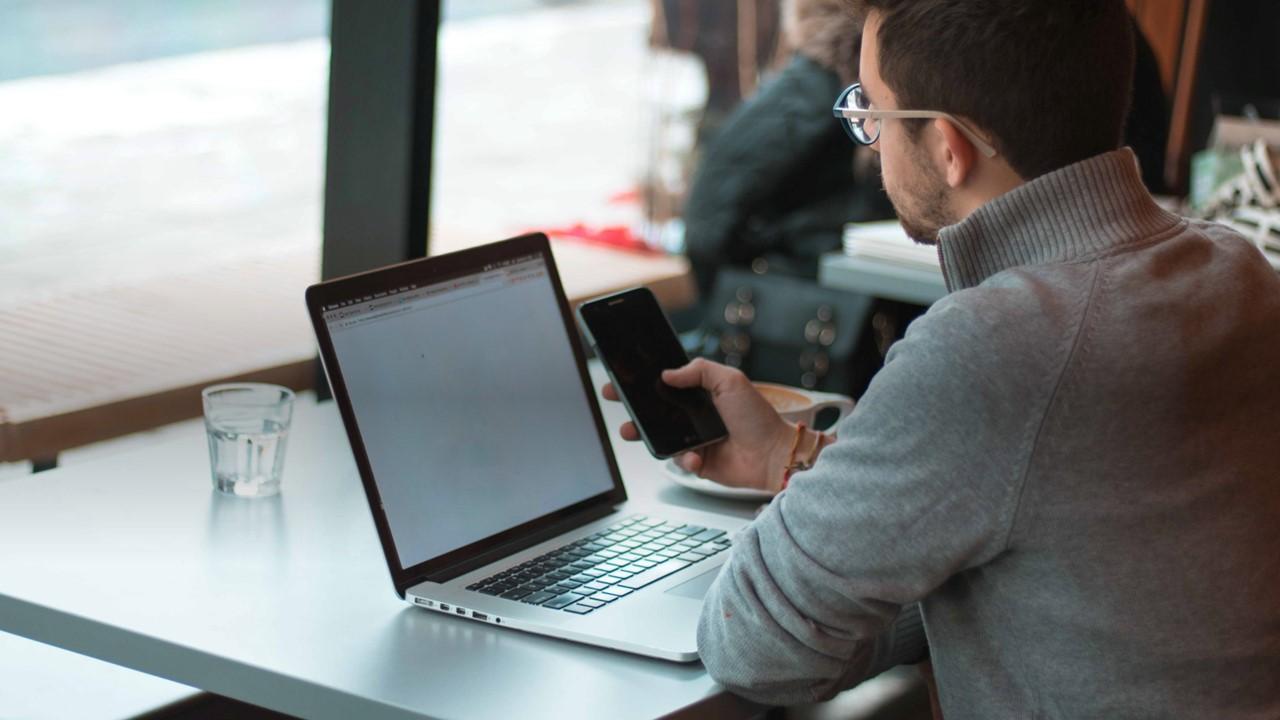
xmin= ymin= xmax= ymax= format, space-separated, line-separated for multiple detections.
xmin=602 ymin=358 xmax=795 ymax=492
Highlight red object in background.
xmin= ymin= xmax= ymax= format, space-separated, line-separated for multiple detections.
xmin=537 ymin=223 xmax=662 ymax=255
xmin=606 ymin=189 xmax=643 ymax=205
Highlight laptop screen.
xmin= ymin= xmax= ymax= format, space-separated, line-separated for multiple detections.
xmin=319 ymin=251 xmax=617 ymax=570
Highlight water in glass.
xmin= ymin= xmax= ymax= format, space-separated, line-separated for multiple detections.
xmin=206 ymin=417 xmax=289 ymax=497
xmin=202 ymin=383 xmax=294 ymax=497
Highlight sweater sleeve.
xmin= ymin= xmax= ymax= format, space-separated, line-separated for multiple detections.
xmin=697 ymin=288 xmax=1068 ymax=704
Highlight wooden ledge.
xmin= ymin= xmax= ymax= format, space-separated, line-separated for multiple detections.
xmin=0 ymin=241 xmax=693 ymax=464
xmin=0 ymin=250 xmax=319 ymax=463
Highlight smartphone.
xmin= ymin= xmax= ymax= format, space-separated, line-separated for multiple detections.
xmin=577 ymin=287 xmax=728 ymax=459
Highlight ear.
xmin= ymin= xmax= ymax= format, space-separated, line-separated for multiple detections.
xmin=933 ymin=117 xmax=977 ymax=188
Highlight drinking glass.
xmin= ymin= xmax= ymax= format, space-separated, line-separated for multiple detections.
xmin=202 ymin=383 xmax=295 ymax=497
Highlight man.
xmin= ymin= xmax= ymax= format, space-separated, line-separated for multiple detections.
xmin=605 ymin=0 xmax=1280 ymax=716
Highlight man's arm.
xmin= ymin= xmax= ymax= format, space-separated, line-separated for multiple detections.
xmin=695 ymin=297 xmax=1057 ymax=704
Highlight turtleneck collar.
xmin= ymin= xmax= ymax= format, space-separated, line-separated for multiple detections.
xmin=936 ymin=148 xmax=1182 ymax=291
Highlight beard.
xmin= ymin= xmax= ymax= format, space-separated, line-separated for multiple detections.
xmin=884 ymin=144 xmax=956 ymax=246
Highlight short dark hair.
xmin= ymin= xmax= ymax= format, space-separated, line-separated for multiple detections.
xmin=858 ymin=0 xmax=1134 ymax=180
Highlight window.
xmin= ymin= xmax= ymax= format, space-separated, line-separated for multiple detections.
xmin=0 ymin=2 xmax=331 ymax=470
xmin=431 ymin=0 xmax=776 ymax=256
xmin=0 ymin=1 xmax=330 ymax=305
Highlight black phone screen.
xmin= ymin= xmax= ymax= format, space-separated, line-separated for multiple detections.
xmin=579 ymin=288 xmax=728 ymax=458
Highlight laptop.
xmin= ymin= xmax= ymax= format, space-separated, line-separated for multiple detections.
xmin=305 ymin=232 xmax=747 ymax=662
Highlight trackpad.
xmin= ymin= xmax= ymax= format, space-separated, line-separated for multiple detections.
xmin=664 ymin=567 xmax=720 ymax=600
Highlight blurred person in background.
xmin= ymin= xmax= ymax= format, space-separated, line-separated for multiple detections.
xmin=680 ymin=0 xmax=894 ymax=299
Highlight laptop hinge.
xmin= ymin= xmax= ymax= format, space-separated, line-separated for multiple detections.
xmin=422 ymin=503 xmax=617 ymax=584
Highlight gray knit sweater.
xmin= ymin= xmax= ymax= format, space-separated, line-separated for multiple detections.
xmin=697 ymin=149 xmax=1280 ymax=718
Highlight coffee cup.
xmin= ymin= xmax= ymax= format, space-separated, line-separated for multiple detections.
xmin=753 ymin=382 xmax=854 ymax=430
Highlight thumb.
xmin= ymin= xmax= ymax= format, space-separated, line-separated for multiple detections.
xmin=662 ymin=357 xmax=725 ymax=390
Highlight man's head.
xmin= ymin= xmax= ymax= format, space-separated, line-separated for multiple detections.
xmin=851 ymin=0 xmax=1135 ymax=243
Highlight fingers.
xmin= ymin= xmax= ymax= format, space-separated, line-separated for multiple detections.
xmin=601 ymin=383 xmax=619 ymax=401
xmin=676 ymin=451 xmax=703 ymax=475
xmin=660 ymin=357 xmax=708 ymax=388
xmin=661 ymin=357 xmax=746 ymax=394
xmin=619 ymin=421 xmax=639 ymax=441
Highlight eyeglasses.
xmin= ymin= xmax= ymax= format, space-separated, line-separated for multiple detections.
xmin=832 ymin=83 xmax=997 ymax=158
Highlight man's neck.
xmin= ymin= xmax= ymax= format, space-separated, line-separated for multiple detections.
xmin=950 ymin=159 xmax=1026 ymax=226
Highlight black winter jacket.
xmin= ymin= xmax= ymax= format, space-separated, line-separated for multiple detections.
xmin=682 ymin=54 xmax=894 ymax=296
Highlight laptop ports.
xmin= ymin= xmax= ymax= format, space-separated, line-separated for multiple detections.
xmin=472 ymin=612 xmax=489 ymax=622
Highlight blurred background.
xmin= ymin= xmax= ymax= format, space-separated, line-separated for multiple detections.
xmin=1 ymin=0 xmax=664 ymax=304
xmin=4 ymin=0 xmax=1280 ymax=494
xmin=5 ymin=0 xmax=1280 ymax=477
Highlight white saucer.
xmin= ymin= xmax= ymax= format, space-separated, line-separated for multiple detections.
xmin=660 ymin=459 xmax=775 ymax=501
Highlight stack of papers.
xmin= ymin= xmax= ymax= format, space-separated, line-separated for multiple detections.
xmin=842 ymin=220 xmax=941 ymax=271
xmin=844 ymin=215 xmax=1280 ymax=275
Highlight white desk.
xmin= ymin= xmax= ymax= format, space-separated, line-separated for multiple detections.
xmin=0 ymin=365 xmax=762 ymax=720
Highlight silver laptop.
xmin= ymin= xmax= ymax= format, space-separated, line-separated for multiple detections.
xmin=305 ymin=233 xmax=746 ymax=661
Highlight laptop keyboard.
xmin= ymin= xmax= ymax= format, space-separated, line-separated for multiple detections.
xmin=466 ymin=515 xmax=731 ymax=615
